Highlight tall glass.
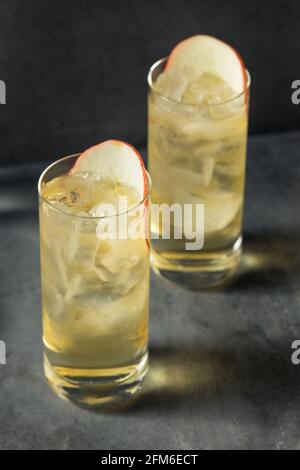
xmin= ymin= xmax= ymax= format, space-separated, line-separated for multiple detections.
xmin=38 ymin=155 xmax=151 ymax=407
xmin=148 ymin=58 xmax=250 ymax=288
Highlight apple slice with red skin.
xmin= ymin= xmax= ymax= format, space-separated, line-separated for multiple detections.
xmin=165 ymin=35 xmax=247 ymax=96
xmin=71 ymin=140 xmax=150 ymax=246
xmin=71 ymin=139 xmax=148 ymax=201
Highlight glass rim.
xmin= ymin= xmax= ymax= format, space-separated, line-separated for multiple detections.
xmin=38 ymin=153 xmax=151 ymax=220
xmin=147 ymin=56 xmax=251 ymax=108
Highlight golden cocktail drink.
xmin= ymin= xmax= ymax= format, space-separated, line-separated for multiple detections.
xmin=39 ymin=147 xmax=150 ymax=407
xmin=148 ymin=40 xmax=250 ymax=288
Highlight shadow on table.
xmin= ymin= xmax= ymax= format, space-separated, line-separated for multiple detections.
xmin=121 ymin=341 xmax=300 ymax=415
xmin=225 ymin=230 xmax=300 ymax=292
xmin=118 ymin=231 xmax=300 ymax=414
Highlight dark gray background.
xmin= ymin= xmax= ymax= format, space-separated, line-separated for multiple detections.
xmin=0 ymin=0 xmax=299 ymax=166
xmin=1 ymin=2 xmax=300 ymax=450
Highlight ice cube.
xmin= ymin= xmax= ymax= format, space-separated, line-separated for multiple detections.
xmin=65 ymin=273 xmax=149 ymax=335
xmin=182 ymin=72 xmax=235 ymax=106
xmin=43 ymin=285 xmax=65 ymax=320
xmin=215 ymin=137 xmax=246 ymax=177
xmin=42 ymin=173 xmax=93 ymax=210
xmin=64 ymin=248 xmax=148 ymax=334
xmin=65 ymin=238 xmax=146 ymax=314
xmin=204 ymin=192 xmax=242 ymax=234
xmin=94 ymin=239 xmax=145 ymax=295
xmin=172 ymin=156 xmax=215 ymax=188
xmin=154 ymin=69 xmax=188 ymax=102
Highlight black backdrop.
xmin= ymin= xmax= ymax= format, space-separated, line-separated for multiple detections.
xmin=0 ymin=0 xmax=299 ymax=165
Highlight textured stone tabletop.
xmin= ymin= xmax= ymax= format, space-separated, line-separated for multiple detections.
xmin=0 ymin=132 xmax=300 ymax=450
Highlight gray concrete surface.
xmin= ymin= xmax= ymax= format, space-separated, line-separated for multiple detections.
xmin=0 ymin=132 xmax=300 ymax=449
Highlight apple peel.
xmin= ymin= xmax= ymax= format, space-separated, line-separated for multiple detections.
xmin=166 ymin=35 xmax=247 ymax=96
xmin=71 ymin=139 xmax=148 ymax=201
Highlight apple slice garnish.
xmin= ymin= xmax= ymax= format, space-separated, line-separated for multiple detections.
xmin=165 ymin=35 xmax=247 ymax=95
xmin=71 ymin=139 xmax=148 ymax=201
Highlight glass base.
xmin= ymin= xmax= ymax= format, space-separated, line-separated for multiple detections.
xmin=44 ymin=352 xmax=148 ymax=409
xmin=151 ymin=238 xmax=242 ymax=290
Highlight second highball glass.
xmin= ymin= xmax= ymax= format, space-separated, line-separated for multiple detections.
xmin=148 ymin=57 xmax=251 ymax=288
